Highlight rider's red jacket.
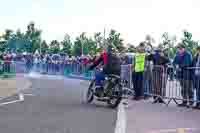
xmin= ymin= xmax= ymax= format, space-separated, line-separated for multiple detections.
xmin=89 ymin=50 xmax=121 ymax=75
xmin=92 ymin=50 xmax=108 ymax=68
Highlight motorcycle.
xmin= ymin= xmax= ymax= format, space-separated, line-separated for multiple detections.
xmin=86 ymin=68 xmax=123 ymax=108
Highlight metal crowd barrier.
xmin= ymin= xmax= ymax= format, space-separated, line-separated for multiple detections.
xmin=0 ymin=61 xmax=17 ymax=78
xmin=129 ymin=65 xmax=200 ymax=107
xmin=0 ymin=61 xmax=32 ymax=106
xmin=164 ymin=66 xmax=199 ymax=106
xmin=119 ymin=64 xmax=200 ymax=107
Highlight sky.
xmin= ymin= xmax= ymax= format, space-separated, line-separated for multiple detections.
xmin=0 ymin=0 xmax=200 ymax=46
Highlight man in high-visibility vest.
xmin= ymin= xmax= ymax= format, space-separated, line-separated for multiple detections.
xmin=132 ymin=42 xmax=146 ymax=100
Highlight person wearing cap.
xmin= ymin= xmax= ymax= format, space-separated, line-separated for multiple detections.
xmin=173 ymin=43 xmax=193 ymax=107
xmin=147 ymin=47 xmax=170 ymax=103
xmin=192 ymin=46 xmax=200 ymax=109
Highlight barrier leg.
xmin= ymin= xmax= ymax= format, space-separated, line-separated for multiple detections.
xmin=167 ymin=98 xmax=172 ymax=105
xmin=173 ymin=98 xmax=179 ymax=105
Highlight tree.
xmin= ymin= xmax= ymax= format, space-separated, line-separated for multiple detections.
xmin=0 ymin=29 xmax=14 ymax=52
xmin=94 ymin=32 xmax=104 ymax=53
xmin=181 ymin=30 xmax=198 ymax=55
xmin=73 ymin=32 xmax=95 ymax=56
xmin=25 ymin=22 xmax=42 ymax=53
xmin=49 ymin=40 xmax=60 ymax=54
xmin=107 ymin=29 xmax=125 ymax=52
xmin=61 ymin=34 xmax=72 ymax=55
xmin=7 ymin=29 xmax=29 ymax=52
xmin=85 ymin=37 xmax=97 ymax=56
xmin=160 ymin=32 xmax=177 ymax=58
xmin=73 ymin=37 xmax=82 ymax=56
xmin=16 ymin=29 xmax=24 ymax=39
xmin=0 ymin=36 xmax=6 ymax=52
xmin=3 ymin=29 xmax=14 ymax=41
xmin=41 ymin=40 xmax=49 ymax=54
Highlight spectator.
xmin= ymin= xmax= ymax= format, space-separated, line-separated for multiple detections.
xmin=192 ymin=46 xmax=200 ymax=109
xmin=46 ymin=54 xmax=51 ymax=73
xmin=147 ymin=48 xmax=170 ymax=103
xmin=0 ymin=53 xmax=3 ymax=74
xmin=25 ymin=53 xmax=33 ymax=73
xmin=173 ymin=43 xmax=193 ymax=107
xmin=121 ymin=55 xmax=132 ymax=89
xmin=3 ymin=52 xmax=12 ymax=73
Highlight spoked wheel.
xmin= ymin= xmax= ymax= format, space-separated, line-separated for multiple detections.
xmin=107 ymin=84 xmax=122 ymax=109
xmin=86 ymin=80 xmax=95 ymax=103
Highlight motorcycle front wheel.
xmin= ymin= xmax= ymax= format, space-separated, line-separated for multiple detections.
xmin=107 ymin=83 xmax=122 ymax=108
xmin=86 ymin=80 xmax=95 ymax=103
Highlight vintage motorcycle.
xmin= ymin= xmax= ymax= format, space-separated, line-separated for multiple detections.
xmin=86 ymin=68 xmax=123 ymax=108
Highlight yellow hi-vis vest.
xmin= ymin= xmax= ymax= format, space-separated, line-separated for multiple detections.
xmin=134 ymin=53 xmax=146 ymax=72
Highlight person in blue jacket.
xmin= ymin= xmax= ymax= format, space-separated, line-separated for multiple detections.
xmin=173 ymin=43 xmax=193 ymax=107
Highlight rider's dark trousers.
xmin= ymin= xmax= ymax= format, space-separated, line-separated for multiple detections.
xmin=95 ymin=71 xmax=105 ymax=88
xmin=132 ymin=72 xmax=144 ymax=98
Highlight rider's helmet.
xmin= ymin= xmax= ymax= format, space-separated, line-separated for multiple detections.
xmin=106 ymin=44 xmax=117 ymax=54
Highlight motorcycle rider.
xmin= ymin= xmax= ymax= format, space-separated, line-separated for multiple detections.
xmin=89 ymin=45 xmax=121 ymax=97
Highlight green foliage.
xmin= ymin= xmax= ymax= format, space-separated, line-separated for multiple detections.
xmin=24 ymin=22 xmax=42 ymax=53
xmin=73 ymin=37 xmax=82 ymax=56
xmin=0 ymin=40 xmax=7 ymax=52
xmin=3 ymin=29 xmax=13 ymax=41
xmin=61 ymin=34 xmax=72 ymax=55
xmin=72 ymin=32 xmax=97 ymax=56
xmin=85 ymin=37 xmax=97 ymax=56
xmin=159 ymin=32 xmax=177 ymax=58
xmin=1 ymin=22 xmax=200 ymax=58
xmin=181 ymin=30 xmax=199 ymax=56
xmin=94 ymin=32 xmax=104 ymax=52
xmin=107 ymin=29 xmax=125 ymax=52
xmin=49 ymin=40 xmax=60 ymax=54
xmin=41 ymin=40 xmax=49 ymax=54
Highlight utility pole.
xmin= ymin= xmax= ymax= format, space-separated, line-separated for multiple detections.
xmin=40 ymin=42 xmax=41 ymax=55
xmin=81 ymin=40 xmax=84 ymax=57
xmin=103 ymin=27 xmax=106 ymax=50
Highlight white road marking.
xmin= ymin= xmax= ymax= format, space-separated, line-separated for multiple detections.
xmin=80 ymin=80 xmax=90 ymax=86
xmin=0 ymin=99 xmax=23 ymax=106
xmin=23 ymin=93 xmax=35 ymax=96
xmin=0 ymin=93 xmax=24 ymax=106
xmin=115 ymin=101 xmax=126 ymax=133
xmin=148 ymin=128 xmax=198 ymax=133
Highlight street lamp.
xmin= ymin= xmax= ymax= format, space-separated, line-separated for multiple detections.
xmin=81 ymin=40 xmax=83 ymax=56
xmin=80 ymin=40 xmax=83 ymax=56
xmin=81 ymin=39 xmax=86 ymax=57
xmin=40 ymin=41 xmax=41 ymax=55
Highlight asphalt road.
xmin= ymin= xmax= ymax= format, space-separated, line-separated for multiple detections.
xmin=126 ymin=100 xmax=200 ymax=133
xmin=0 ymin=76 xmax=117 ymax=133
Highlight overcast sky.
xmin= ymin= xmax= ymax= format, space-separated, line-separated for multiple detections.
xmin=0 ymin=0 xmax=200 ymax=46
